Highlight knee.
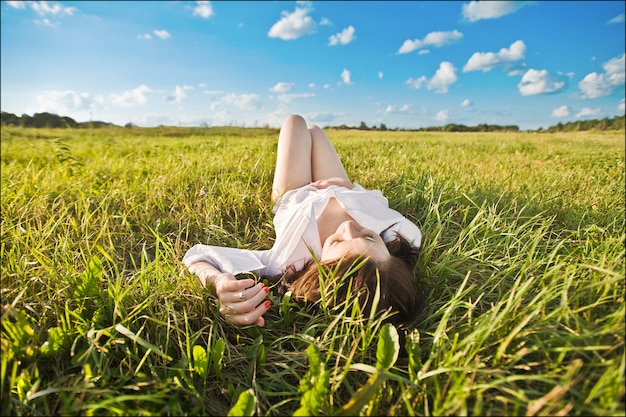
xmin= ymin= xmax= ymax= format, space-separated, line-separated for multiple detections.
xmin=308 ymin=124 xmax=321 ymax=134
xmin=282 ymin=114 xmax=306 ymax=129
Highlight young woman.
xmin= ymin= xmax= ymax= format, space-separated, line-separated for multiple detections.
xmin=183 ymin=114 xmax=424 ymax=327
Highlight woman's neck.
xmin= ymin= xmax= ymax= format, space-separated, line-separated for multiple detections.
xmin=316 ymin=197 xmax=354 ymax=245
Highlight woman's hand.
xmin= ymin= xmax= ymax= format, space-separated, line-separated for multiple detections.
xmin=213 ymin=273 xmax=271 ymax=327
xmin=310 ymin=177 xmax=354 ymax=190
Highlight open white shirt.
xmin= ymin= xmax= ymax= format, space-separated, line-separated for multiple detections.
xmin=183 ymin=184 xmax=422 ymax=278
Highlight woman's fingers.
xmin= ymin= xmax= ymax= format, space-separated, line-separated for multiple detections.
xmin=214 ymin=277 xmax=272 ymax=326
xmin=220 ymin=299 xmax=273 ymax=327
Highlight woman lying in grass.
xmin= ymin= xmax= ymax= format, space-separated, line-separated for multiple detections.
xmin=184 ymin=114 xmax=424 ymax=327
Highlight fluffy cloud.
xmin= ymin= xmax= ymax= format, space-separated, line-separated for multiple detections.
xmin=7 ymin=0 xmax=75 ymax=17
xmin=462 ymin=1 xmax=532 ymax=22
xmin=166 ymin=85 xmax=193 ymax=104
xmin=382 ymin=104 xmax=410 ymax=115
xmin=36 ymin=90 xmax=102 ymax=113
xmin=139 ymin=29 xmax=172 ymax=40
xmin=153 ymin=29 xmax=171 ymax=40
xmin=398 ymin=30 xmax=463 ymax=54
xmin=607 ymin=13 xmax=625 ymax=24
xmin=406 ymin=61 xmax=458 ymax=94
xmin=576 ymin=107 xmax=601 ymax=118
xmin=518 ymin=69 xmax=567 ymax=96
xmin=277 ymin=93 xmax=315 ymax=103
xmin=268 ymin=5 xmax=316 ymax=40
xmin=463 ymin=40 xmax=526 ymax=72
xmin=193 ymin=1 xmax=214 ymax=19
xmin=619 ymin=98 xmax=625 ymax=113
xmin=578 ymin=54 xmax=625 ymax=99
xmin=8 ymin=0 xmax=77 ymax=27
xmin=435 ymin=109 xmax=450 ymax=122
xmin=221 ymin=93 xmax=262 ymax=110
xmin=551 ymin=105 xmax=570 ymax=118
xmin=111 ymin=84 xmax=152 ymax=106
xmin=340 ymin=68 xmax=352 ymax=85
xmin=6 ymin=1 xmax=26 ymax=9
xmin=461 ymin=99 xmax=472 ymax=107
xmin=329 ymin=25 xmax=356 ymax=46
xmin=269 ymin=82 xmax=294 ymax=93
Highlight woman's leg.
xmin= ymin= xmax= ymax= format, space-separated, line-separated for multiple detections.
xmin=309 ymin=125 xmax=350 ymax=182
xmin=272 ymin=115 xmax=313 ymax=201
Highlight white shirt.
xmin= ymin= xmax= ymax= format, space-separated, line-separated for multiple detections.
xmin=182 ymin=184 xmax=422 ymax=277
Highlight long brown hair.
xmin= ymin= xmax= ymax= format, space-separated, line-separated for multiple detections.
xmin=277 ymin=235 xmax=424 ymax=325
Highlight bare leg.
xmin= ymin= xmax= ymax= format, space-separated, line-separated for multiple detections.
xmin=309 ymin=125 xmax=350 ymax=182
xmin=272 ymin=115 xmax=313 ymax=201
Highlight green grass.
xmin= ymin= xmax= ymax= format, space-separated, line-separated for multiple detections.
xmin=1 ymin=125 xmax=624 ymax=416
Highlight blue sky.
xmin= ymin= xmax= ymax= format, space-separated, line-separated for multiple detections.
xmin=1 ymin=1 xmax=624 ymax=130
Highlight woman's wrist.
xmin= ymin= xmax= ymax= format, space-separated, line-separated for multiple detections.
xmin=189 ymin=261 xmax=223 ymax=287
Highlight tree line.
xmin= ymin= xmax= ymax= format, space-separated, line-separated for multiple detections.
xmin=0 ymin=112 xmax=115 ymax=129
xmin=1 ymin=111 xmax=624 ymax=132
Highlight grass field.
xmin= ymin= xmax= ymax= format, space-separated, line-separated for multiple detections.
xmin=1 ymin=125 xmax=624 ymax=416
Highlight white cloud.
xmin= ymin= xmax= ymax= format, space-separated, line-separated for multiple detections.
xmin=619 ymin=98 xmax=626 ymax=113
xmin=435 ymin=109 xmax=450 ymax=122
xmin=461 ymin=99 xmax=472 ymax=107
xmin=463 ymin=40 xmax=526 ymax=72
xmin=551 ymin=105 xmax=570 ymax=118
xmin=576 ymin=107 xmax=601 ymax=118
xmin=607 ymin=13 xmax=625 ymax=24
xmin=277 ymin=93 xmax=315 ymax=103
xmin=35 ymin=90 xmax=100 ymax=113
xmin=8 ymin=1 xmax=77 ymax=27
xmin=34 ymin=18 xmax=55 ymax=28
xmin=221 ymin=93 xmax=262 ymax=110
xmin=6 ymin=1 xmax=26 ymax=9
xmin=193 ymin=1 xmax=214 ymax=19
xmin=398 ymin=30 xmax=463 ymax=54
xmin=406 ymin=61 xmax=457 ymax=94
xmin=269 ymin=82 xmax=294 ymax=93
xmin=268 ymin=5 xmax=316 ymax=40
xmin=518 ymin=69 xmax=567 ymax=96
xmin=329 ymin=25 xmax=356 ymax=46
xmin=579 ymin=54 xmax=625 ymax=99
xmin=382 ymin=104 xmax=410 ymax=115
xmin=166 ymin=85 xmax=193 ymax=104
xmin=340 ymin=68 xmax=352 ymax=85
xmin=154 ymin=29 xmax=171 ymax=40
xmin=111 ymin=84 xmax=152 ymax=106
xmin=320 ymin=17 xmax=331 ymax=26
xmin=462 ymin=1 xmax=533 ymax=22
xmin=30 ymin=1 xmax=77 ymax=16
xmin=138 ymin=33 xmax=152 ymax=40
xmin=378 ymin=72 xmax=383 ymax=79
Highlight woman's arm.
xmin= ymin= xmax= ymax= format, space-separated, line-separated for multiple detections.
xmin=188 ymin=261 xmax=271 ymax=327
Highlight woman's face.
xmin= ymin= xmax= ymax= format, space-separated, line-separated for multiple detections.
xmin=321 ymin=220 xmax=391 ymax=262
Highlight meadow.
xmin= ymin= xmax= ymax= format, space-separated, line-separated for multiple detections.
xmin=1 ymin=125 xmax=624 ymax=416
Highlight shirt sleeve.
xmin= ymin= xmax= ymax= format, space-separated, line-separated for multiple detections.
xmin=182 ymin=244 xmax=269 ymax=276
xmin=381 ymin=217 xmax=422 ymax=248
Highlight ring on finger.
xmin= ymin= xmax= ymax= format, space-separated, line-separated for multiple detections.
xmin=239 ymin=289 xmax=246 ymax=301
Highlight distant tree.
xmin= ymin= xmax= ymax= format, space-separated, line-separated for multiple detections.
xmin=1 ymin=112 xmax=20 ymax=126
xmin=21 ymin=114 xmax=33 ymax=127
xmin=359 ymin=121 xmax=369 ymax=130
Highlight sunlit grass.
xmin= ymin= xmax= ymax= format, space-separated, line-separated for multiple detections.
xmin=1 ymin=126 xmax=624 ymax=415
